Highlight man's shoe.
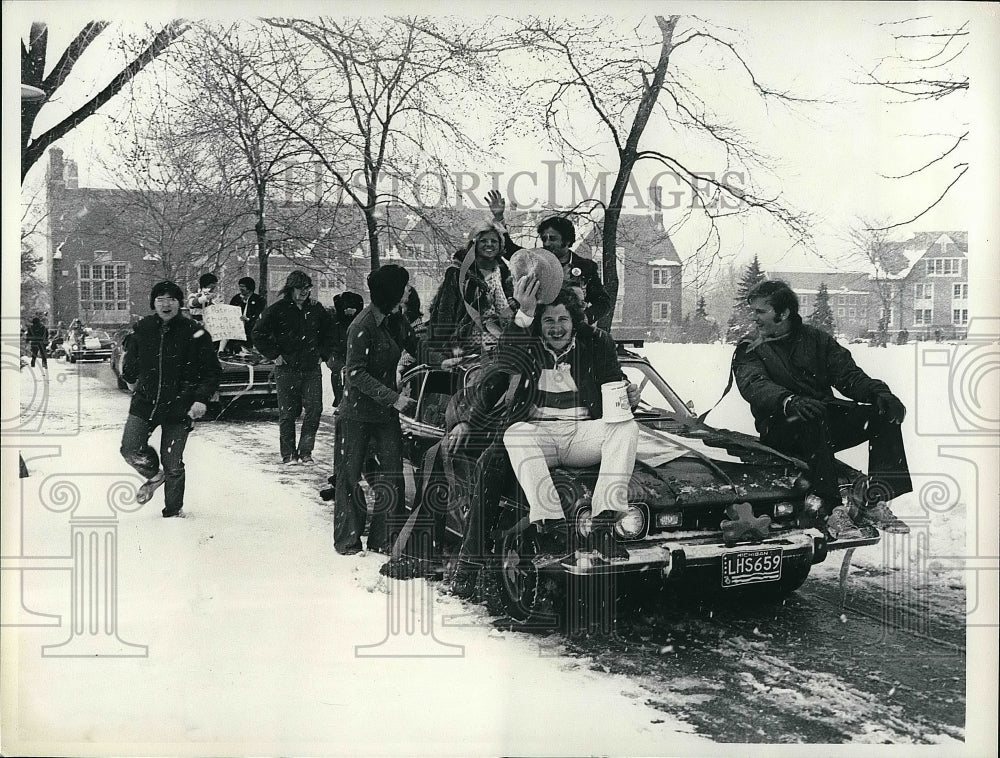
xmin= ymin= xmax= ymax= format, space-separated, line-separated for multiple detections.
xmin=591 ymin=519 xmax=630 ymax=562
xmin=449 ymin=561 xmax=481 ymax=599
xmin=161 ymin=508 xmax=185 ymax=518
xmin=299 ymin=453 xmax=315 ymax=465
xmin=857 ymin=501 xmax=910 ymax=534
xmin=337 ymin=544 xmax=363 ymax=556
xmin=533 ymin=520 xmax=570 ymax=561
xmin=319 ymin=486 xmax=336 ymax=501
xmin=137 ymin=471 xmax=166 ymax=505
xmin=824 ymin=505 xmax=864 ymax=541
xmin=281 ymin=455 xmax=298 ymax=465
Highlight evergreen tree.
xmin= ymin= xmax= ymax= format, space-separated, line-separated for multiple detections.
xmin=683 ymin=295 xmax=720 ymax=343
xmin=809 ymin=282 xmax=836 ymax=335
xmin=726 ymin=255 xmax=765 ymax=342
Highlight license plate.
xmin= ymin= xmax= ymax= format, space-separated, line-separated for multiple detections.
xmin=721 ymin=547 xmax=782 ymax=587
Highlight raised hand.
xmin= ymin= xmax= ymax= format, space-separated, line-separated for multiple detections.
xmin=485 ymin=189 xmax=506 ymax=221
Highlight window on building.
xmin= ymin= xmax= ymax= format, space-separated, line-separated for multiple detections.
xmin=953 ymin=283 xmax=968 ymax=300
xmin=837 ymin=307 xmax=845 ymax=317
xmin=952 ymin=309 xmax=968 ymax=326
xmin=848 ymin=308 xmax=856 ymax=318
xmin=651 ymin=301 xmax=671 ymax=322
xmin=926 ymin=258 xmax=965 ymax=276
xmin=914 ymin=283 xmax=934 ymax=300
xmin=837 ymin=294 xmax=846 ymax=305
xmin=914 ymin=308 xmax=933 ymax=325
xmin=79 ymin=261 xmax=128 ymax=313
xmin=651 ymin=268 xmax=672 ymax=288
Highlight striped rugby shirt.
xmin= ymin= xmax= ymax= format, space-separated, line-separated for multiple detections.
xmin=532 ymin=337 xmax=589 ymax=420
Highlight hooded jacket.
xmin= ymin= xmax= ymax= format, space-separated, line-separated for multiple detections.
xmin=122 ymin=315 xmax=222 ymax=422
xmin=252 ymin=295 xmax=335 ymax=369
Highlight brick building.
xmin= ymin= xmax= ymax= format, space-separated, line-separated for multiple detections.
xmin=38 ymin=149 xmax=686 ymax=339
xmin=765 ymin=269 xmax=874 ymax=339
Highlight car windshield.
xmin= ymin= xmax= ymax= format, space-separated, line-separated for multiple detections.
xmin=92 ymin=331 xmax=111 ymax=340
xmin=620 ymin=358 xmax=693 ymax=418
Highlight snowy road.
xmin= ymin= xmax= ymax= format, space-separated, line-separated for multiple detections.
xmin=4 ymin=343 xmax=979 ymax=753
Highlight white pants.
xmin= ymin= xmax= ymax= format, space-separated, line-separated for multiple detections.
xmin=504 ymin=418 xmax=639 ymax=523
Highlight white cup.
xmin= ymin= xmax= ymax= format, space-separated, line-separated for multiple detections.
xmin=601 ymin=380 xmax=633 ymax=423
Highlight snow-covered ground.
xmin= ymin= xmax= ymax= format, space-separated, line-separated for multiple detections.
xmin=3 ymin=340 xmax=992 ymax=756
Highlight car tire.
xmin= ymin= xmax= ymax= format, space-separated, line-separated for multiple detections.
xmin=493 ymin=508 xmax=565 ymax=628
xmin=68 ymin=353 xmax=77 ymax=364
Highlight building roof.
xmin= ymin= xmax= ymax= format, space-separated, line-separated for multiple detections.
xmin=767 ymin=269 xmax=874 ymax=293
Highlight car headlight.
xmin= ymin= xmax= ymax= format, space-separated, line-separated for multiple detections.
xmin=614 ymin=504 xmax=647 ymax=539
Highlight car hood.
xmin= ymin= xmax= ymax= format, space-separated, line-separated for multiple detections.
xmin=560 ymin=417 xmax=811 ymax=508
xmin=631 ymin=418 xmax=809 ymax=507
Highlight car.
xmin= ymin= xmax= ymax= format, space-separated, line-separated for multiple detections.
xmin=62 ymin=328 xmax=114 ymax=363
xmin=396 ymin=342 xmax=881 ymax=623
xmin=109 ymin=326 xmax=279 ymax=415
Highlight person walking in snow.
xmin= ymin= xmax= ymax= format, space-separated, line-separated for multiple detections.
xmin=252 ymin=270 xmax=335 ymax=465
xmin=26 ymin=316 xmax=49 ymax=371
xmin=334 ymin=264 xmax=418 ymax=555
xmin=120 ymin=281 xmax=222 ymax=518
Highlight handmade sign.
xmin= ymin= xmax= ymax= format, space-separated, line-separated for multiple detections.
xmin=202 ymin=304 xmax=246 ymax=342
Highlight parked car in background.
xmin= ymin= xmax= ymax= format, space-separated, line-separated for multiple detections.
xmin=62 ymin=328 xmax=113 ymax=363
xmin=397 ymin=342 xmax=881 ymax=623
xmin=109 ymin=327 xmax=279 ymax=416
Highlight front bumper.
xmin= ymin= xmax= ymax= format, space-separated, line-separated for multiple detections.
xmin=70 ymin=348 xmax=112 ymax=361
xmin=550 ymin=526 xmax=878 ymax=579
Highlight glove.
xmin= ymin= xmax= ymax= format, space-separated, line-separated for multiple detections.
xmin=875 ymin=392 xmax=906 ymax=423
xmin=786 ymin=395 xmax=827 ymax=422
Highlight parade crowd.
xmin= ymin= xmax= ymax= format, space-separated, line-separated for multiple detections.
xmin=107 ymin=191 xmax=913 ymax=594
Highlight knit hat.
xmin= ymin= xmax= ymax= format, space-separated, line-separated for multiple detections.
xmin=281 ymin=270 xmax=313 ymax=298
xmin=337 ymin=291 xmax=364 ymax=315
xmin=367 ymin=264 xmax=409 ymax=312
xmin=149 ymin=280 xmax=184 ymax=309
xmin=508 ymin=248 xmax=564 ymax=305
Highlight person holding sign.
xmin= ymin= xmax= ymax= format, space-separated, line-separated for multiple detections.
xmin=229 ymin=277 xmax=266 ymax=352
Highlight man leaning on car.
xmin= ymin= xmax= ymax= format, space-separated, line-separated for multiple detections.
xmin=732 ymin=280 xmax=912 ymax=540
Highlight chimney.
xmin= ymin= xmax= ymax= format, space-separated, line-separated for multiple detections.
xmin=48 ymin=148 xmax=65 ymax=193
xmin=649 ymin=183 xmax=663 ymax=230
xmin=65 ymin=159 xmax=78 ymax=190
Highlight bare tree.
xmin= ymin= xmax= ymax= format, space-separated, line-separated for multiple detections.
xmin=859 ymin=16 xmax=969 ymax=230
xmin=255 ymin=16 xmax=499 ymax=271
xmin=88 ymin=125 xmax=252 ymax=287
xmin=20 ymin=19 xmax=189 ymax=181
xmin=846 ymin=219 xmax=907 ymax=347
xmin=507 ymin=15 xmax=814 ymax=328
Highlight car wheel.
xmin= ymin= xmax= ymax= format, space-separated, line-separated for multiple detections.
xmin=68 ymin=353 xmax=77 ymax=364
xmin=494 ymin=509 xmax=564 ymax=627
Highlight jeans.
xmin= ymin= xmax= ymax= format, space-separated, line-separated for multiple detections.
xmin=275 ymin=363 xmax=323 ymax=458
xmin=763 ymin=401 xmax=912 ymax=505
xmin=333 ymin=416 xmax=404 ymax=553
xmin=30 ymin=343 xmax=47 ymax=368
xmin=504 ymin=418 xmax=639 ymax=523
xmin=120 ymin=413 xmax=190 ymax=514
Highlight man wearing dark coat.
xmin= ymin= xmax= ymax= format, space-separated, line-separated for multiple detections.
xmin=327 ymin=290 xmax=364 ymax=407
xmin=120 ymin=281 xmax=222 ymax=517
xmin=229 ymin=276 xmax=266 ymax=350
xmin=732 ymin=280 xmax=911 ymax=539
xmin=334 ymin=265 xmax=419 ymax=555
xmin=252 ymin=271 xmax=335 ymax=465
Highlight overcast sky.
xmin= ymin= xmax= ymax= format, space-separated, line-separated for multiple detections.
xmin=7 ymin=1 xmax=998 ymax=286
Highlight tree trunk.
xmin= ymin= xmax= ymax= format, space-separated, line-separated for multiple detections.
xmin=255 ymin=215 xmax=269 ymax=300
xmin=366 ymin=208 xmax=380 ymax=272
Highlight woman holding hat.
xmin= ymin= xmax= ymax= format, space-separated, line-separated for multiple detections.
xmin=423 ymin=222 xmax=517 ymax=369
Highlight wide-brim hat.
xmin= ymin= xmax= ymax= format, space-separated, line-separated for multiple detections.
xmin=508 ymin=248 xmax=564 ymax=305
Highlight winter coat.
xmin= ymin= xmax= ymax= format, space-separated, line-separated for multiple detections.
xmin=251 ymin=296 xmax=335 ymax=370
xmin=122 ymin=315 xmax=222 ymax=423
xmin=423 ymin=258 xmax=515 ymax=366
xmin=733 ymin=318 xmax=892 ymax=436
xmin=328 ymin=292 xmax=364 ymax=366
xmin=340 ymin=305 xmax=420 ymax=423
xmin=502 ymin=233 xmax=612 ymax=324
xmin=229 ymin=292 xmax=266 ymax=334
xmin=26 ymin=321 xmax=48 ymax=345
